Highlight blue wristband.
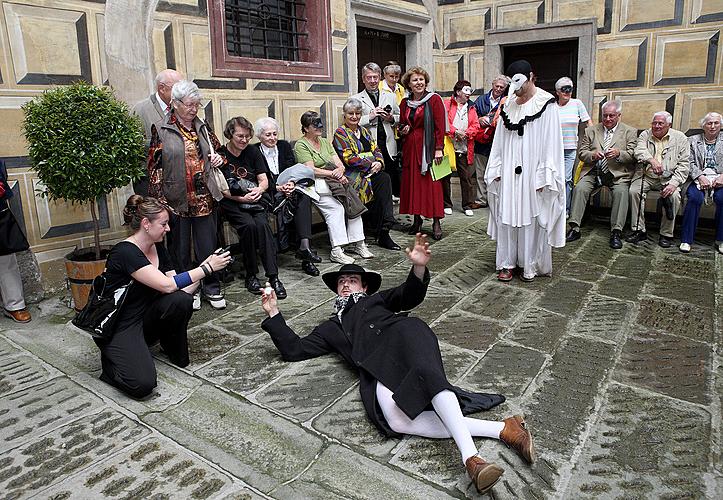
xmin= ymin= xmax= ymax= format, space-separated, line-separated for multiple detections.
xmin=173 ymin=271 xmax=192 ymax=289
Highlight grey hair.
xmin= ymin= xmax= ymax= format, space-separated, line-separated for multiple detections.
xmin=652 ymin=111 xmax=673 ymax=124
xmin=171 ymin=80 xmax=201 ymax=102
xmin=555 ymin=77 xmax=573 ymax=90
xmin=492 ymin=74 xmax=510 ymax=86
xmin=383 ymin=63 xmax=402 ymax=75
xmin=343 ymin=97 xmax=363 ymax=114
xmin=362 ymin=62 xmax=382 ymax=76
xmin=700 ymin=112 xmax=722 ymax=127
xmin=254 ymin=117 xmax=280 ymax=138
xmin=602 ymin=99 xmax=623 ymax=114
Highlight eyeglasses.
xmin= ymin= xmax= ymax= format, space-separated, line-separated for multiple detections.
xmin=176 ymin=100 xmax=202 ymax=110
xmin=559 ymin=86 xmax=573 ymax=93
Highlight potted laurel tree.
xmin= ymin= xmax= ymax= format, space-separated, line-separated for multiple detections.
xmin=22 ymin=82 xmax=146 ymax=310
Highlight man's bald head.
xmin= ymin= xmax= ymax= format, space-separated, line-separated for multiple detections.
xmin=154 ymin=69 xmax=183 ymax=104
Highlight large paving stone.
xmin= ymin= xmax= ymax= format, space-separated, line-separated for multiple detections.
xmin=560 ymin=260 xmax=607 ymax=282
xmin=614 ymin=328 xmax=712 ymax=405
xmin=505 ymin=307 xmax=569 ymax=353
xmin=255 ymin=355 xmax=357 ymax=422
xmin=209 ymin=306 xmax=269 ymax=336
xmin=311 ymin=387 xmax=399 ymax=458
xmin=274 ymin=443 xmax=453 ymax=499
xmin=646 ymin=270 xmax=715 ymax=310
xmin=187 ymin=295 xmax=242 ymax=328
xmin=186 ymin=324 xmax=245 ymax=367
xmin=460 ymin=342 xmax=546 ymax=400
xmin=410 ymin=286 xmax=462 ymax=324
xmin=38 ymin=436 xmax=241 ymax=499
xmin=195 ymin=335 xmax=291 ymax=395
xmin=597 ymin=275 xmax=645 ymax=301
xmin=433 ymin=257 xmax=491 ymax=294
xmin=0 ymin=409 xmax=149 ymax=498
xmin=537 ymin=278 xmax=592 ymax=317
xmin=570 ymin=294 xmax=632 ymax=343
xmin=388 ymin=437 xmax=463 ymax=491
xmin=458 ymin=284 xmax=534 ymax=322
xmin=577 ymin=237 xmax=616 ymax=267
xmin=565 ymin=383 xmax=711 ymax=499
xmin=0 ymin=351 xmax=59 ymax=397
xmin=143 ymin=384 xmax=324 ymax=494
xmin=636 ymin=296 xmax=713 ymax=342
xmin=431 ymin=310 xmax=505 ymax=352
xmin=438 ymin=342 xmax=483 ymax=384
xmin=607 ymin=254 xmax=651 ymax=280
xmin=654 ymin=253 xmax=715 ymax=281
xmin=0 ymin=377 xmax=104 ymax=453
xmin=525 ymin=337 xmax=615 ymax=459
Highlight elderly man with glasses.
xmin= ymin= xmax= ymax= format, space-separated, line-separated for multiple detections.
xmin=566 ymin=100 xmax=638 ymax=249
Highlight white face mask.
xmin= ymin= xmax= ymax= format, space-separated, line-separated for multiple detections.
xmin=507 ymin=73 xmax=528 ymax=99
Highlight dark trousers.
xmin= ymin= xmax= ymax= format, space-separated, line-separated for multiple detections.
xmin=363 ymin=171 xmax=396 ymax=235
xmin=381 ymin=141 xmax=402 ymax=198
xmin=681 ymin=184 xmax=723 ymax=243
xmin=97 ymin=291 xmax=193 ymax=399
xmin=167 ymin=211 xmax=220 ymax=295
xmin=455 ymin=153 xmax=476 ymax=209
xmin=223 ymin=203 xmax=278 ymax=277
xmin=292 ymin=194 xmax=313 ymax=240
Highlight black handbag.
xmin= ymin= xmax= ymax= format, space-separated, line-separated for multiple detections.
xmin=0 ymin=200 xmax=30 ymax=256
xmin=72 ymin=274 xmax=132 ymax=341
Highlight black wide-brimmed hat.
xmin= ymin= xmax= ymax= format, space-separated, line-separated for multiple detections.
xmin=322 ymin=264 xmax=382 ymax=295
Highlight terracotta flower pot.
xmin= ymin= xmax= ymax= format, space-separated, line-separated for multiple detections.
xmin=64 ymin=247 xmax=111 ymax=311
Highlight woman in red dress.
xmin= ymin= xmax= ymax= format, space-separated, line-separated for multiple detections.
xmin=399 ymin=66 xmax=447 ymax=240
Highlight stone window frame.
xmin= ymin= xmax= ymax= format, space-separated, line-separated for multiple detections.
xmin=207 ymin=0 xmax=334 ymax=81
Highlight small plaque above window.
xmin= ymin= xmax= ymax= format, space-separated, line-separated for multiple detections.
xmin=209 ymin=0 xmax=333 ymax=81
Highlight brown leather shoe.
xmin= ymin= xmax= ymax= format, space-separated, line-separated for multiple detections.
xmin=465 ymin=455 xmax=504 ymax=494
xmin=4 ymin=308 xmax=31 ymax=323
xmin=500 ymin=415 xmax=536 ymax=464
xmin=468 ymin=202 xmax=483 ymax=209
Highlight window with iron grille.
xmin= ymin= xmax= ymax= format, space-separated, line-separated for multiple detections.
xmin=209 ymin=0 xmax=333 ymax=81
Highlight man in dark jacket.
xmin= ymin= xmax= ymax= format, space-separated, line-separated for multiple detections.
xmin=260 ymin=233 xmax=535 ymax=494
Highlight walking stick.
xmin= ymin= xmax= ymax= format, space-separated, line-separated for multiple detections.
xmin=634 ymin=164 xmax=645 ymax=235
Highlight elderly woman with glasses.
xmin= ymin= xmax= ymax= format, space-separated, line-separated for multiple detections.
xmin=253 ymin=117 xmax=321 ymax=276
xmin=147 ymin=79 xmax=226 ymax=311
xmin=333 ymin=97 xmax=400 ymax=251
xmin=554 ymin=77 xmax=593 ymax=215
xmin=217 ymin=116 xmax=286 ymax=299
xmin=679 ymin=112 xmax=723 ymax=254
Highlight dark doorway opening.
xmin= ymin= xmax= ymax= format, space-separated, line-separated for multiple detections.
xmin=356 ymin=27 xmax=406 ymax=92
xmin=504 ymin=40 xmax=578 ymax=96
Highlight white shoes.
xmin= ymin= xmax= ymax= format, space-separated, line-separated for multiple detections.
xmin=192 ymin=292 xmax=201 ymax=311
xmin=679 ymin=243 xmax=691 ymax=253
xmin=205 ymin=293 xmax=226 ymax=310
xmin=330 ymin=246 xmax=355 ymax=264
xmin=347 ymin=241 xmax=374 ymax=259
xmin=464 ymin=209 xmax=474 ymax=216
xmin=717 ymin=242 xmax=723 ymax=254
xmin=444 ymin=207 xmax=453 ymax=215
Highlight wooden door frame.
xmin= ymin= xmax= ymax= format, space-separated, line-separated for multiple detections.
xmin=484 ymin=20 xmax=597 ymax=112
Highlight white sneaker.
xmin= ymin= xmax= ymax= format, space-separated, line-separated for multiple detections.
xmin=330 ymin=246 xmax=355 ymax=264
xmin=464 ymin=209 xmax=474 ymax=216
xmin=205 ymin=293 xmax=226 ymax=310
xmin=444 ymin=207 xmax=453 ymax=215
xmin=348 ymin=241 xmax=374 ymax=259
xmin=679 ymin=243 xmax=691 ymax=253
xmin=192 ymin=292 xmax=201 ymax=311
xmin=717 ymin=242 xmax=723 ymax=254
xmin=392 ymin=194 xmax=400 ymax=204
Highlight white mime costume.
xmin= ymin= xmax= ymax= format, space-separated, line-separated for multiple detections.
xmin=485 ymin=66 xmax=566 ymax=279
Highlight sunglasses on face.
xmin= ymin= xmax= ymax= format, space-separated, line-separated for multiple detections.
xmin=559 ymin=86 xmax=573 ymax=93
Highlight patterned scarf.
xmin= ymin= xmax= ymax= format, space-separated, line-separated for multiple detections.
xmin=333 ymin=292 xmax=367 ymax=321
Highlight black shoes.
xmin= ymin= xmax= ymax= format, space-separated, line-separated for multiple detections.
xmin=245 ymin=275 xmax=262 ymax=295
xmin=625 ymin=231 xmax=647 ymax=244
xmin=609 ymin=230 xmax=623 ymax=249
xmin=658 ymin=235 xmax=673 ymax=248
xmin=565 ymin=227 xmax=581 ymax=242
xmin=301 ymin=260 xmax=319 ymax=276
xmin=295 ymin=248 xmax=322 ymax=263
xmin=269 ymin=277 xmax=287 ymax=299
xmin=378 ymin=230 xmax=401 ymax=250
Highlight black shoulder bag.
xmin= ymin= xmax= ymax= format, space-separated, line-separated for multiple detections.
xmin=72 ymin=274 xmax=133 ymax=341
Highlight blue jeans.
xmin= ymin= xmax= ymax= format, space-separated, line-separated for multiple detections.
xmin=563 ymin=149 xmax=577 ymax=213
xmin=680 ymin=184 xmax=723 ymax=243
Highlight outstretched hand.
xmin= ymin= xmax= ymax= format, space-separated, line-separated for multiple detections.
xmin=261 ymin=282 xmax=279 ymax=317
xmin=405 ymin=233 xmax=431 ymax=268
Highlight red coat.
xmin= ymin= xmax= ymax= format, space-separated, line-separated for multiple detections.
xmin=445 ymin=98 xmax=480 ymax=165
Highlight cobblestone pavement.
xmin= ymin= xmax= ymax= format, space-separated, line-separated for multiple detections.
xmin=1 ymin=207 xmax=721 ymax=499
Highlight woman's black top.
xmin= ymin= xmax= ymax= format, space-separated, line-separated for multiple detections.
xmin=104 ymin=241 xmax=173 ymax=331
xmin=218 ymin=145 xmax=267 ymax=182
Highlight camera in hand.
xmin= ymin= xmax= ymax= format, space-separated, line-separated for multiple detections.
xmin=193 ymin=172 xmax=208 ymax=195
xmin=311 ymin=117 xmax=324 ymax=129
xmin=384 ymin=104 xmax=392 ymax=113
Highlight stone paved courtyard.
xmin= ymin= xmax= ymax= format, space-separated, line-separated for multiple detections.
xmin=1 ymin=206 xmax=721 ymax=499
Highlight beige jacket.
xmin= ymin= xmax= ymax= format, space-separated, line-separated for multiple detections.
xmin=578 ymin=122 xmax=638 ymax=183
xmin=633 ymin=128 xmax=690 ymax=187
xmin=352 ymin=89 xmax=399 ymax=157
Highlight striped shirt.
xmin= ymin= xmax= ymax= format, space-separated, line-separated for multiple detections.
xmin=556 ymin=98 xmax=590 ymax=150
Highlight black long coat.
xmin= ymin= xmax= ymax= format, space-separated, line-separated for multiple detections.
xmin=261 ymin=267 xmax=505 ymax=437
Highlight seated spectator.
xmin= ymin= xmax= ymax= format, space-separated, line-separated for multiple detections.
xmin=218 ymin=117 xmax=287 ymax=298
xmin=0 ymin=159 xmax=31 ymax=323
xmin=444 ymin=80 xmax=480 ymax=216
xmin=566 ymin=100 xmax=637 ymax=249
xmin=96 ymin=195 xmax=231 ymax=398
xmin=679 ymin=112 xmax=723 ymax=253
xmin=627 ymin=111 xmax=690 ymax=247
xmin=333 ymin=97 xmax=399 ymax=250
xmin=294 ymin=111 xmax=372 ymax=264
xmin=253 ymin=117 xmax=321 ymax=276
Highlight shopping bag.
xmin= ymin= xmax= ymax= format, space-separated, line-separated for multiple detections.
xmin=443 ymin=137 xmax=457 ymax=170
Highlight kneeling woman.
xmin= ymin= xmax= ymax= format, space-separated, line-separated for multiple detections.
xmin=96 ymin=195 xmax=231 ymax=398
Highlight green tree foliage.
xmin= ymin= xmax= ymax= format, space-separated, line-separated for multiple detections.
xmin=22 ymin=82 xmax=146 ymax=259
